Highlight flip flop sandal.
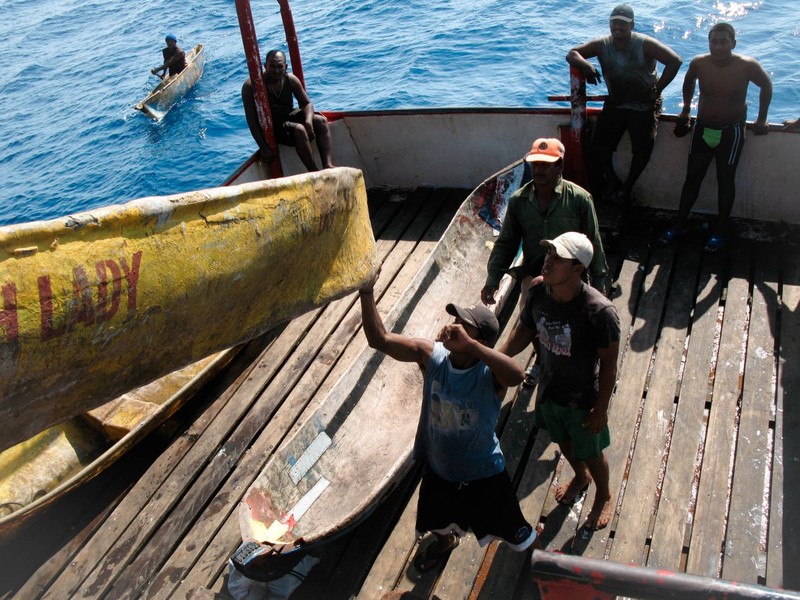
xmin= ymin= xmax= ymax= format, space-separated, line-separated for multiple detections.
xmin=414 ymin=533 xmax=460 ymax=574
xmin=656 ymin=227 xmax=683 ymax=247
xmin=703 ymin=234 xmax=726 ymax=254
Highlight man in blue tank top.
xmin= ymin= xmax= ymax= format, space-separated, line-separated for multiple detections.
xmin=498 ymin=232 xmax=620 ymax=531
xmin=359 ymin=271 xmax=537 ymax=573
xmin=567 ymin=4 xmax=682 ymax=205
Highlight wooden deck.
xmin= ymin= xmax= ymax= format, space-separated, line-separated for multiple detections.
xmin=2 ymin=187 xmax=799 ymax=599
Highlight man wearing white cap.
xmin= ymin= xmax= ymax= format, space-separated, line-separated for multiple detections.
xmin=566 ymin=4 xmax=682 ymax=205
xmin=498 ymin=232 xmax=620 ymax=531
xmin=482 ymin=137 xmax=609 ymax=308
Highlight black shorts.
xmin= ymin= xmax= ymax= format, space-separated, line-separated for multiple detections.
xmin=274 ymin=109 xmax=305 ymax=146
xmin=274 ymin=110 xmax=326 ymax=146
xmin=415 ymin=466 xmax=536 ymax=550
xmin=688 ymin=120 xmax=746 ymax=167
xmin=593 ymin=106 xmax=658 ymax=155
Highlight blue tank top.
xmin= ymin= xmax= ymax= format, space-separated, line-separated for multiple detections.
xmin=598 ymin=32 xmax=657 ymax=111
xmin=413 ymin=343 xmax=505 ymax=482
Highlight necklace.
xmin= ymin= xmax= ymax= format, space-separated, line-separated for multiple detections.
xmin=268 ymin=77 xmax=284 ymax=98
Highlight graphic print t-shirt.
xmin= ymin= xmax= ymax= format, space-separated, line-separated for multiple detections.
xmin=521 ymin=283 xmax=620 ymax=409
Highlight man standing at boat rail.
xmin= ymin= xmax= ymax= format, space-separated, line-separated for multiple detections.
xmin=151 ymin=33 xmax=186 ymax=78
xmin=497 ymin=232 xmax=620 ymax=531
xmin=566 ymin=4 xmax=682 ymax=205
xmin=241 ymin=49 xmax=334 ymax=172
xmin=657 ymin=22 xmax=772 ymax=254
xmin=359 ymin=272 xmax=537 ymax=573
xmin=481 ymin=138 xmax=609 ymax=307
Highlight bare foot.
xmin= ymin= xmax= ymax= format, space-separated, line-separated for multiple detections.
xmin=554 ymin=476 xmax=590 ymax=505
xmin=584 ymin=495 xmax=612 ymax=530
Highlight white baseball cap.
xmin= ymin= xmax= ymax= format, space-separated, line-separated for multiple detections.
xmin=540 ymin=232 xmax=594 ymax=268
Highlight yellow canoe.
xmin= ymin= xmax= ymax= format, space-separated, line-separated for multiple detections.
xmin=135 ymin=44 xmax=205 ymax=120
xmin=0 ymin=167 xmax=377 ymax=453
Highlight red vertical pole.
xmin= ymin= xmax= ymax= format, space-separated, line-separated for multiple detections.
xmin=236 ymin=0 xmax=283 ymax=178
xmin=277 ymin=0 xmax=305 ymax=89
xmin=561 ymin=65 xmax=589 ymax=187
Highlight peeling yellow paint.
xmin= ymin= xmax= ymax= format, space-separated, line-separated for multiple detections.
xmin=0 ymin=167 xmax=377 ymax=451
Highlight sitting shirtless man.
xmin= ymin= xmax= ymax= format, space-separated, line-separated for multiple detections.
xmin=658 ymin=22 xmax=772 ymax=253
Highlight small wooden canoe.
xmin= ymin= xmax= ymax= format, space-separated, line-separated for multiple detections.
xmin=236 ymin=160 xmax=523 ymax=571
xmin=135 ymin=44 xmax=205 ymax=120
xmin=0 ymin=167 xmax=377 ymax=452
xmin=0 ymin=347 xmax=236 ymax=535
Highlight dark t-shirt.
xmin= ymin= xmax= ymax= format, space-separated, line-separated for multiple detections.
xmin=521 ymin=282 xmax=620 ymax=409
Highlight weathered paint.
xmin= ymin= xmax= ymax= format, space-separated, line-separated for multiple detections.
xmin=135 ymin=44 xmax=205 ymax=120
xmin=0 ymin=348 xmax=234 ymax=535
xmin=530 ymin=550 xmax=800 ymax=599
xmin=0 ymin=167 xmax=377 ymax=451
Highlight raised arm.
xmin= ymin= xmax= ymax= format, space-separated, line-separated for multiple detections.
xmin=360 ymin=280 xmax=432 ymax=369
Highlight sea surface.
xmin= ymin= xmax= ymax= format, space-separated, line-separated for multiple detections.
xmin=0 ymin=0 xmax=797 ymax=226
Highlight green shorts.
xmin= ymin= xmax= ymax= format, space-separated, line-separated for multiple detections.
xmin=534 ymin=400 xmax=610 ymax=462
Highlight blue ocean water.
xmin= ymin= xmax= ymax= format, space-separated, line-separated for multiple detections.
xmin=0 ymin=0 xmax=797 ymax=226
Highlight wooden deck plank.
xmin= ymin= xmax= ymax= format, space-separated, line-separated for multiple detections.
xmin=610 ymin=241 xmax=699 ymax=565
xmin=35 ymin=332 xmax=284 ymax=599
xmin=686 ymin=241 xmax=753 ymax=577
xmin=722 ymin=242 xmax=779 ymax=583
xmin=769 ymin=243 xmax=800 ymax=590
xmin=7 ymin=199 xmax=800 ymax=600
xmin=647 ymin=249 xmax=726 ymax=570
xmin=125 ymin=189 xmax=459 ymax=599
xmin=476 ymin=429 xmax=558 ymax=599
xmin=546 ymin=225 xmax=654 ymax=558
xmin=609 ymin=243 xmax=685 ymax=565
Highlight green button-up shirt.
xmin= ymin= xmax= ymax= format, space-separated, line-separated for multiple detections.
xmin=485 ymin=177 xmax=608 ymax=288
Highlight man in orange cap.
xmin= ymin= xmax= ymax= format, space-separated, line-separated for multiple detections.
xmin=482 ymin=137 xmax=609 ymax=312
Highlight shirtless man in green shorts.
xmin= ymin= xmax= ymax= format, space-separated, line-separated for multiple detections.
xmin=658 ymin=22 xmax=772 ymax=253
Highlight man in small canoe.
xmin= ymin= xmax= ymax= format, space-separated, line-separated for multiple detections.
xmin=151 ymin=33 xmax=186 ymax=79
xmin=242 ymin=49 xmax=334 ymax=171
xmin=360 ymin=271 xmax=538 ymax=574
xmin=498 ymin=232 xmax=620 ymax=531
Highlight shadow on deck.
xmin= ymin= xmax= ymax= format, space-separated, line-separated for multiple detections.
xmin=2 ymin=188 xmax=799 ymax=600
